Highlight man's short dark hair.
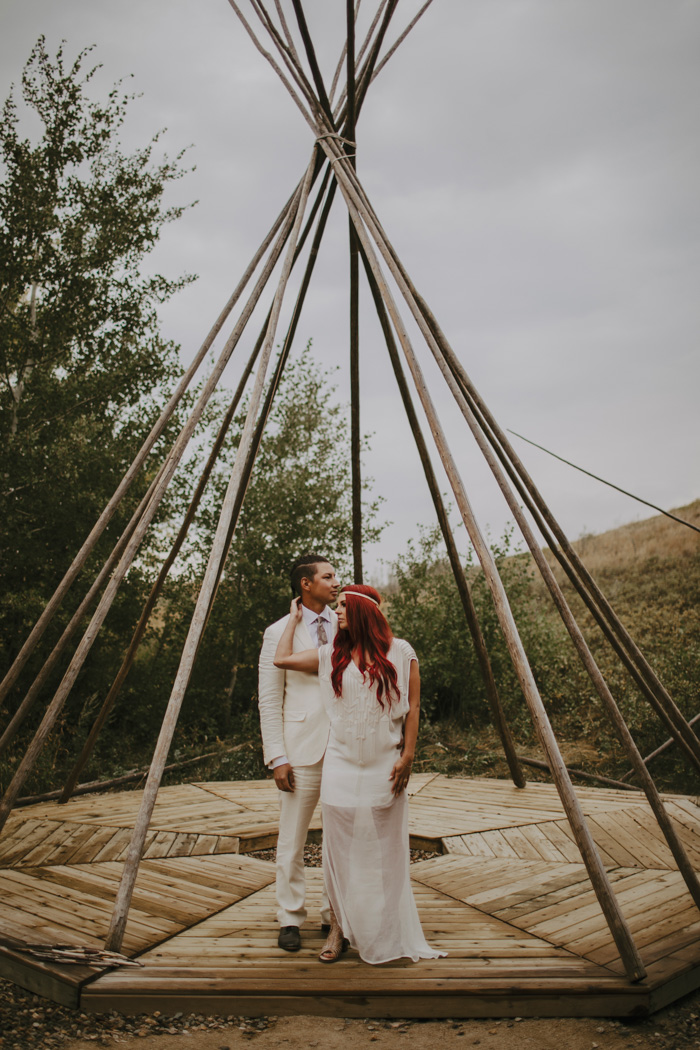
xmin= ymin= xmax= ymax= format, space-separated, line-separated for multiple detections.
xmin=290 ymin=554 xmax=329 ymax=596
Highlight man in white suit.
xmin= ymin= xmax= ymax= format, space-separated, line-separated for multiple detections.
xmin=258 ymin=554 xmax=339 ymax=951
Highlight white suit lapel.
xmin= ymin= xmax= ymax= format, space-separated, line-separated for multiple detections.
xmin=295 ymin=619 xmax=315 ymax=650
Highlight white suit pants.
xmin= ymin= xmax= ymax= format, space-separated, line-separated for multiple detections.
xmin=275 ymin=759 xmax=330 ymax=927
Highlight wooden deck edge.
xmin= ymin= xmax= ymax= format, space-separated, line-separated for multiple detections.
xmin=0 ymin=945 xmax=97 ymax=1008
xmin=648 ymin=963 xmax=700 ymax=1013
xmin=78 ymin=988 xmax=654 ymax=1019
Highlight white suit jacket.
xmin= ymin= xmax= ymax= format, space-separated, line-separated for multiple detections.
xmin=258 ymin=609 xmax=338 ymax=768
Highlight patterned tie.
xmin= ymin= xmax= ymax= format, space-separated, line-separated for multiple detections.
xmin=316 ymin=617 xmax=328 ymax=647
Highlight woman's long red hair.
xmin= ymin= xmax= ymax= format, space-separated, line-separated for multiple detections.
xmin=331 ymin=584 xmax=398 ymax=707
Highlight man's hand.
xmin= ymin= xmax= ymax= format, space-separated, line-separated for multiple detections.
xmin=273 ymin=762 xmax=295 ymax=792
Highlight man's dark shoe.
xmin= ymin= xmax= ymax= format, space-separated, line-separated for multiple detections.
xmin=278 ymin=925 xmax=301 ymax=952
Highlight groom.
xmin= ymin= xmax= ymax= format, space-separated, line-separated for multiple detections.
xmin=258 ymin=554 xmax=339 ymax=951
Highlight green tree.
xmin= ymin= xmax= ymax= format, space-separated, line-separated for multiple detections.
xmin=131 ymin=344 xmax=385 ymax=743
xmin=0 ymin=38 xmax=195 ymax=679
xmin=387 ymin=522 xmax=569 ymax=725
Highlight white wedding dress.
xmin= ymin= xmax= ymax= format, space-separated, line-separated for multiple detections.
xmin=318 ymin=639 xmax=446 ymax=964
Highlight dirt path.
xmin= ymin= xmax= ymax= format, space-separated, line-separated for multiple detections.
xmin=4 ymin=976 xmax=700 ymax=1050
xmin=59 ymin=1008 xmax=700 ymax=1050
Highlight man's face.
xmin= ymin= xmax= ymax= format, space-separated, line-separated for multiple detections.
xmin=303 ymin=562 xmax=339 ymax=606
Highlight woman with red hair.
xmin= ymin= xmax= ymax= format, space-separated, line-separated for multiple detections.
xmin=274 ymin=584 xmax=445 ymax=965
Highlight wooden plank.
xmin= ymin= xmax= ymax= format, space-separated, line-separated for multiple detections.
xmin=80 ymin=987 xmax=655 ymax=1020
xmin=550 ymin=819 xmax=619 ymax=867
xmin=0 ymin=944 xmax=95 ymax=1008
xmin=0 ymin=820 xmax=63 ymax=865
xmin=3 ymin=776 xmax=700 ymax=1019
xmin=499 ymin=824 xmax=555 ymax=861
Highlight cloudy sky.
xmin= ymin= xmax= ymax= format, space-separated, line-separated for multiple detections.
xmin=1 ymin=0 xmax=698 ymax=576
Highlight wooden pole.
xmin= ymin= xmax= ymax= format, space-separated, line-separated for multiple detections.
xmin=0 ymin=463 xmax=165 ymax=757
xmin=327 ymin=136 xmax=700 ymax=915
xmin=331 ymin=0 xmax=391 ymax=120
xmin=429 ymin=328 xmax=700 ymax=769
xmin=370 ymin=0 xmax=436 ymax=85
xmin=103 ymin=152 xmax=317 ymax=953
xmin=308 ymin=130 xmax=645 ymax=981
xmin=189 ymin=174 xmax=341 ymax=666
xmin=447 ymin=373 xmax=700 ymax=775
xmin=325 ymin=143 xmax=700 ymax=772
xmin=290 ymin=0 xmax=336 ymax=125
xmin=328 ymin=0 xmax=361 ymax=105
xmin=517 ymin=756 xmax=640 ymax=792
xmin=358 ymin=242 xmax=525 ymax=788
xmin=19 ymin=742 xmax=251 ymax=807
xmin=2 ymin=160 xmax=329 ymax=765
xmin=57 ymin=353 xmax=256 ymax=804
xmin=346 ymin=0 xmax=363 ymax=582
xmin=0 ymin=185 xmax=305 ymax=836
xmin=620 ymin=712 xmax=700 ymax=781
xmin=0 ymin=186 xmax=299 ymax=711
xmin=227 ymin=0 xmax=317 ymax=127
xmin=250 ymin=0 xmax=319 ymax=115
xmin=30 ymin=158 xmax=331 ymax=803
xmin=317 ymin=137 xmax=700 ymax=914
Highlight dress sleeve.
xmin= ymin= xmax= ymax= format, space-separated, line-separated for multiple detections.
xmin=392 ymin=638 xmax=417 ymax=717
xmin=396 ymin=638 xmax=418 ymax=668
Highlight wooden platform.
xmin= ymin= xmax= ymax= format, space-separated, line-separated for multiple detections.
xmin=2 ymin=775 xmax=700 ymax=1017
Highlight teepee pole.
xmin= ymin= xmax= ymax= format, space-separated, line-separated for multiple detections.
xmin=370 ymin=0 xmax=435 ymax=85
xmin=333 ymin=158 xmax=700 ymax=771
xmin=0 ymin=188 xmax=298 ymax=712
xmin=445 ymin=371 xmax=700 ymax=774
xmin=0 ymin=184 xmax=306 ymax=835
xmin=421 ymin=329 xmax=700 ymax=769
xmin=58 ymin=352 xmax=258 ymax=803
xmin=323 ymin=128 xmax=700 ymax=918
xmin=194 ymin=173 xmax=341 ymax=655
xmin=346 ymin=0 xmax=363 ymax=581
xmin=415 ymin=346 xmax=700 ymax=910
xmin=227 ymin=1 xmax=316 ymax=127
xmin=358 ymin=243 xmax=526 ymax=788
xmin=251 ymin=0 xmax=319 ymax=115
xmin=2 ymin=160 xmax=329 ymax=774
xmin=0 ymin=465 xmax=166 ymax=758
xmin=332 ymin=0 xmax=390 ymax=120
xmin=312 ymin=134 xmax=645 ymax=980
xmin=272 ymin=0 xmax=302 ymax=61
xmin=103 ymin=151 xmax=318 ymax=953
xmin=328 ymin=0 xmax=361 ymax=106
xmin=59 ymin=166 xmax=338 ymax=804
xmin=406 ymin=331 xmax=700 ymax=908
xmin=290 ymin=0 xmax=335 ymax=123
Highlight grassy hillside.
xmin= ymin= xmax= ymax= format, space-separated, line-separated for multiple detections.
xmin=415 ymin=500 xmax=700 ymax=794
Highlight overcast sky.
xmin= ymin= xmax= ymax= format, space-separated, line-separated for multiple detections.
xmin=1 ymin=0 xmax=698 ymax=577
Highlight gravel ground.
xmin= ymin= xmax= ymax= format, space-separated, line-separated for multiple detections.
xmin=0 ymin=981 xmax=274 ymax=1049
xmin=3 ymin=978 xmax=700 ymax=1050
xmin=246 ymin=843 xmax=441 ymax=866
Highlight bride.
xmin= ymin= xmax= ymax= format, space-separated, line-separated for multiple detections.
xmin=273 ymin=583 xmax=446 ymax=965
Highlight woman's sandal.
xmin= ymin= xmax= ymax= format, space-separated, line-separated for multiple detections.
xmin=319 ymin=935 xmax=350 ymax=964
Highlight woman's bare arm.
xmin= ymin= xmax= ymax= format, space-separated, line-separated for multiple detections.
xmin=273 ymin=598 xmax=320 ymax=673
xmin=390 ymin=659 xmax=420 ymax=796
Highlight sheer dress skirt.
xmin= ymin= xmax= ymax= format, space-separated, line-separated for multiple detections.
xmin=321 ymin=735 xmax=445 ymax=965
